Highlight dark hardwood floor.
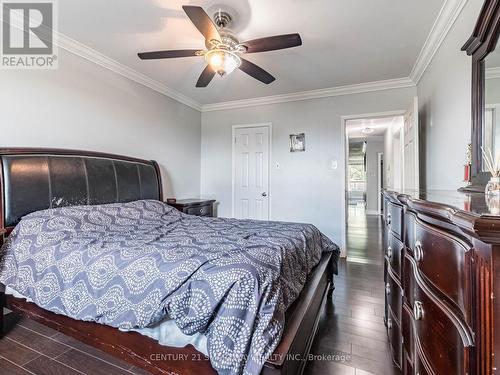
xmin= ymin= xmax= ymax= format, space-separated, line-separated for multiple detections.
xmin=344 ymin=205 xmax=384 ymax=265
xmin=303 ymin=206 xmax=398 ymax=375
xmin=0 ymin=206 xmax=397 ymax=375
xmin=0 ymin=315 xmax=150 ymax=374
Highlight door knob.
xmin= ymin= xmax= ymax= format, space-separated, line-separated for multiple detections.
xmin=262 ymin=192 xmax=267 ymax=197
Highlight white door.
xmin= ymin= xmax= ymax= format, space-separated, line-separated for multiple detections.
xmin=403 ymin=97 xmax=419 ymax=191
xmin=393 ymin=133 xmax=401 ymax=190
xmin=233 ymin=126 xmax=270 ymax=220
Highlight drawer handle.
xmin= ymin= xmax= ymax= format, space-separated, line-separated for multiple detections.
xmin=386 ymin=213 xmax=392 ymax=226
xmin=413 ymin=301 xmax=424 ymax=320
xmin=414 ymin=241 xmax=423 ymax=262
xmin=386 ymin=246 xmax=393 ymax=259
xmin=387 ymin=317 xmax=393 ymax=329
xmin=385 ymin=283 xmax=391 ymax=295
xmin=199 ymin=208 xmax=204 ymax=214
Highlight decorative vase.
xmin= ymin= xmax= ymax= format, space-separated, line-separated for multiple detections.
xmin=486 ymin=195 xmax=500 ymax=215
xmin=485 ymin=176 xmax=500 ymax=197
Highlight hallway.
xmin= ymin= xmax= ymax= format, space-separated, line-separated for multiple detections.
xmin=304 ymin=210 xmax=398 ymax=374
xmin=346 ymin=206 xmax=384 ymax=265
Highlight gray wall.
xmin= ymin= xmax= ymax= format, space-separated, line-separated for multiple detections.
xmin=201 ymin=87 xmax=417 ymax=252
xmin=0 ymin=49 xmax=202 ymax=198
xmin=417 ymin=0 xmax=483 ymax=190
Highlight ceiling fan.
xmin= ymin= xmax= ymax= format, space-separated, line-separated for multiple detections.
xmin=138 ymin=5 xmax=302 ymax=87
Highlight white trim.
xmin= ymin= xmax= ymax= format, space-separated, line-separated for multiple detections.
xmin=366 ymin=210 xmax=381 ymax=215
xmin=340 ymin=110 xmax=405 ymax=258
xmin=55 ymin=32 xmax=203 ymax=111
xmin=202 ymin=78 xmax=414 ymax=112
xmin=342 ymin=110 xmax=406 ymax=122
xmin=231 ymin=123 xmax=273 ymax=220
xmin=25 ymin=0 xmax=463 ymax=112
xmin=6 ymin=11 xmax=202 ymax=110
xmin=202 ymin=0 xmax=468 ymax=112
xmin=377 ymin=152 xmax=383 ymax=214
xmin=486 ymin=67 xmax=500 ymax=80
xmin=410 ymin=0 xmax=468 ymax=84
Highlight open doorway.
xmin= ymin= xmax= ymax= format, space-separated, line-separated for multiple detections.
xmin=343 ymin=114 xmax=405 ymax=264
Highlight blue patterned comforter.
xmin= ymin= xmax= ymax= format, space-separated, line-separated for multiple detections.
xmin=0 ymin=200 xmax=339 ymax=375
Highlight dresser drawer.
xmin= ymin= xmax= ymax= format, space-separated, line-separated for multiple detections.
xmin=386 ymin=201 xmax=403 ymax=239
xmin=169 ymin=200 xmax=215 ymax=217
xmin=386 ymin=232 xmax=404 ymax=280
xmin=186 ymin=204 xmax=213 ymax=216
xmin=402 ymin=254 xmax=416 ymax=308
xmin=409 ymin=260 xmax=473 ymax=375
xmin=401 ymin=302 xmax=414 ymax=366
xmin=414 ymin=351 xmax=430 ymax=375
xmin=409 ymin=219 xmax=472 ymax=322
xmin=387 ymin=306 xmax=402 ymax=369
xmin=403 ymin=211 xmax=416 ymax=255
xmin=385 ymin=264 xmax=402 ymax=324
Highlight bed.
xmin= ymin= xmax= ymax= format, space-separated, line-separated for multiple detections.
xmin=0 ymin=148 xmax=339 ymax=375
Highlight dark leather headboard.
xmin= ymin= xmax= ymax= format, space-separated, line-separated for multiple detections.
xmin=0 ymin=148 xmax=163 ymax=229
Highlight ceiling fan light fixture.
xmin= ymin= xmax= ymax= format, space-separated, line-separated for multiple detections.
xmin=138 ymin=6 xmax=302 ymax=87
xmin=205 ymin=49 xmax=241 ymax=76
xmin=361 ymin=127 xmax=374 ymax=134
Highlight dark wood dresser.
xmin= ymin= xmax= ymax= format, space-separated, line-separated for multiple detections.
xmin=167 ymin=199 xmax=215 ymax=217
xmin=383 ymin=190 xmax=500 ymax=375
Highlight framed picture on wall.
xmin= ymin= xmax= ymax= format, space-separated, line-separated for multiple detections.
xmin=290 ymin=133 xmax=305 ymax=152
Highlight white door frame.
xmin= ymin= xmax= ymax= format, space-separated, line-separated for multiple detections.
xmin=377 ymin=152 xmax=383 ymax=214
xmin=231 ymin=122 xmax=273 ymax=219
xmin=340 ymin=110 xmax=405 ymax=258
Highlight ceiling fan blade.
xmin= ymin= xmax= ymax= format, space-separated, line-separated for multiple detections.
xmin=242 ymin=33 xmax=302 ymax=53
xmin=239 ymin=58 xmax=275 ymax=84
xmin=196 ymin=65 xmax=216 ymax=87
xmin=182 ymin=5 xmax=221 ymax=43
xmin=138 ymin=49 xmax=201 ymax=60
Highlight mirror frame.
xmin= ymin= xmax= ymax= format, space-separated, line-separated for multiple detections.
xmin=462 ymin=0 xmax=500 ymax=191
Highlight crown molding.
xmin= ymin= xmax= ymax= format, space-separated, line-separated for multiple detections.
xmin=410 ymin=0 xmax=468 ymax=84
xmin=55 ymin=33 xmax=203 ymax=111
xmin=5 ymin=10 xmax=202 ymax=111
xmin=43 ymin=26 xmax=417 ymax=113
xmin=6 ymin=1 xmax=465 ymax=113
xmin=486 ymin=67 xmax=500 ymax=79
xmin=202 ymin=0 xmax=467 ymax=111
xmin=201 ymin=77 xmax=415 ymax=112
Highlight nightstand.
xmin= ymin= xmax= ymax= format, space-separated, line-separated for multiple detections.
xmin=167 ymin=199 xmax=215 ymax=217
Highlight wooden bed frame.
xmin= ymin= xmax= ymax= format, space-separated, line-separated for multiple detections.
xmin=0 ymin=148 xmax=336 ymax=375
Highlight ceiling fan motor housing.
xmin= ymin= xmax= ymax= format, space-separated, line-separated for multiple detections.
xmin=213 ymin=11 xmax=232 ymax=28
xmin=205 ymin=30 xmax=243 ymax=52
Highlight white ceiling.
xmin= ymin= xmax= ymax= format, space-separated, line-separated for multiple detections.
xmin=346 ymin=116 xmax=399 ymax=138
xmin=58 ymin=0 xmax=444 ymax=105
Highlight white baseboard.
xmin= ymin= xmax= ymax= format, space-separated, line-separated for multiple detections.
xmin=339 ymin=245 xmax=347 ymax=258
